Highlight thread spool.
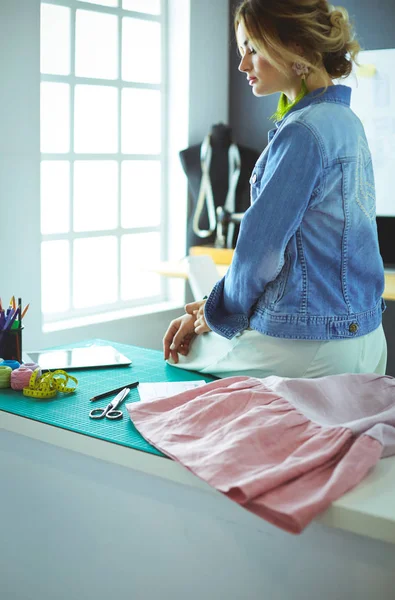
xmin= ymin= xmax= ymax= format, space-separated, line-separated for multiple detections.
xmin=11 ymin=365 xmax=35 ymax=391
xmin=0 ymin=365 xmax=12 ymax=388
xmin=23 ymin=362 xmax=41 ymax=377
xmin=0 ymin=359 xmax=21 ymax=371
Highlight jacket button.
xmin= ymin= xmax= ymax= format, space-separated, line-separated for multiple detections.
xmin=349 ymin=322 xmax=359 ymax=333
xmin=252 ymin=173 xmax=257 ymax=183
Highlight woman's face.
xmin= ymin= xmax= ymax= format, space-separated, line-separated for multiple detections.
xmin=236 ymin=22 xmax=289 ymax=97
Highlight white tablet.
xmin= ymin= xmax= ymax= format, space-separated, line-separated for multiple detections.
xmin=23 ymin=345 xmax=132 ymax=371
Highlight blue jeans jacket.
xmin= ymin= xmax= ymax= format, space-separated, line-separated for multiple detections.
xmin=205 ymin=85 xmax=385 ymax=340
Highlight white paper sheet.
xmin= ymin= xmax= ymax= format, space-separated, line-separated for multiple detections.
xmin=132 ymin=380 xmax=206 ymax=403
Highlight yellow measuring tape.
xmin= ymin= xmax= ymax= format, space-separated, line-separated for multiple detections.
xmin=23 ymin=368 xmax=78 ymax=399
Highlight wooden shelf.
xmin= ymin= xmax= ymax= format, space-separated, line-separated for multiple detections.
xmin=384 ymin=271 xmax=395 ymax=301
xmin=189 ymin=246 xmax=234 ymax=265
xmin=145 ymin=258 xmax=227 ymax=280
xmin=149 ymin=246 xmax=395 ymax=302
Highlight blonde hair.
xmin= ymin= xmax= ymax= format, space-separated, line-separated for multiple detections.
xmin=234 ymin=0 xmax=361 ymax=88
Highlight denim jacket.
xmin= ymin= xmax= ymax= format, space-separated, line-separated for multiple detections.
xmin=205 ymin=85 xmax=385 ymax=340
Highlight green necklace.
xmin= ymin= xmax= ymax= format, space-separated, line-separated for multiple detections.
xmin=271 ymin=78 xmax=309 ymax=122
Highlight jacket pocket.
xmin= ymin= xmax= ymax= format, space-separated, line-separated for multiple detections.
xmin=262 ymin=250 xmax=291 ymax=307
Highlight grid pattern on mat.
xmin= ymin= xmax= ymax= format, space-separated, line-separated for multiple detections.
xmin=0 ymin=339 xmax=214 ymax=457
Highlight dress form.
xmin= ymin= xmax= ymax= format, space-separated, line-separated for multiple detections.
xmin=179 ymin=123 xmax=260 ymax=249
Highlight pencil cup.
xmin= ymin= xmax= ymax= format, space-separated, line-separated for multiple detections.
xmin=0 ymin=327 xmax=23 ymax=362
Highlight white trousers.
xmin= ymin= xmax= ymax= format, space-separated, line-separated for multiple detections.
xmin=168 ymin=325 xmax=387 ymax=379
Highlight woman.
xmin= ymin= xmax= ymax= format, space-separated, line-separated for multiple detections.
xmin=163 ymin=0 xmax=387 ymax=378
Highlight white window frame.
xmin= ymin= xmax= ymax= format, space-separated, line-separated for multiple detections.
xmin=40 ymin=0 xmax=169 ymax=326
xmin=0 ymin=0 xmax=228 ymax=351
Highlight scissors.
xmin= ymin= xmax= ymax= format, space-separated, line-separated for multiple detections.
xmin=89 ymin=387 xmax=130 ymax=420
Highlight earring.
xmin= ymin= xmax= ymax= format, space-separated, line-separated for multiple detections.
xmin=292 ymin=62 xmax=309 ymax=77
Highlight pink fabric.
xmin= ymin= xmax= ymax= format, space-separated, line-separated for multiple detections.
xmin=127 ymin=376 xmax=387 ymax=534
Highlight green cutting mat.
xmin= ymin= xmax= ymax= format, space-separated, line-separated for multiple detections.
xmin=0 ymin=339 xmax=215 ymax=457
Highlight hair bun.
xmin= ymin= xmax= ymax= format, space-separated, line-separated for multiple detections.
xmin=329 ymin=9 xmax=345 ymax=33
xmin=234 ymin=0 xmax=360 ymax=82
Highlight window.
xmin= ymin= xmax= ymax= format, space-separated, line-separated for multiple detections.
xmin=40 ymin=0 xmax=166 ymax=324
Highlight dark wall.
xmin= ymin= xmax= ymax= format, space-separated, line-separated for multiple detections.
xmin=228 ymin=0 xmax=395 ymax=150
xmin=228 ymin=0 xmax=395 ymax=375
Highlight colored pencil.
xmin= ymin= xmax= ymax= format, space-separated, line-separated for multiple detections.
xmin=21 ymin=303 xmax=30 ymax=319
xmin=90 ymin=381 xmax=140 ymax=402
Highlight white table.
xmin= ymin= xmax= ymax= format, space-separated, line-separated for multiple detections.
xmin=1 ymin=410 xmax=395 ymax=600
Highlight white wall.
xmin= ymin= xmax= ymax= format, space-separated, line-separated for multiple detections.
xmin=0 ymin=0 xmax=229 ymax=352
xmin=0 ymin=0 xmax=42 ymax=351
xmin=2 ymin=429 xmax=395 ymax=600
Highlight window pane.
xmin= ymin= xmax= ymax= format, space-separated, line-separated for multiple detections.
xmin=41 ymin=161 xmax=70 ymax=234
xmin=76 ymin=10 xmax=118 ymax=80
xmin=41 ymin=82 xmax=70 ymax=153
xmin=122 ymin=0 xmax=160 ymax=15
xmin=122 ymin=89 xmax=161 ymax=154
xmin=73 ymin=237 xmax=118 ymax=308
xmin=77 ymin=0 xmax=118 ymax=6
xmin=41 ymin=241 xmax=70 ymax=313
xmin=74 ymin=161 xmax=118 ymax=232
xmin=121 ymin=161 xmax=160 ymax=227
xmin=122 ymin=18 xmax=161 ymax=83
xmin=74 ymin=85 xmax=118 ymax=153
xmin=41 ymin=3 xmax=71 ymax=75
xmin=121 ymin=233 xmax=161 ymax=300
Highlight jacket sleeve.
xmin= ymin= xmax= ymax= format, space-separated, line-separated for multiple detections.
xmin=204 ymin=120 xmax=323 ymax=339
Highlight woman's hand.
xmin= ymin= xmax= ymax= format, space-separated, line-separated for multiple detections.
xmin=185 ymin=299 xmax=212 ymax=335
xmin=163 ymin=313 xmax=196 ymax=363
xmin=163 ymin=299 xmax=212 ymax=363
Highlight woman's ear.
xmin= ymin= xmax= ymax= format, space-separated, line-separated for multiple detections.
xmin=289 ymin=41 xmax=305 ymax=56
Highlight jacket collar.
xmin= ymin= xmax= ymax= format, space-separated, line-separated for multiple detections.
xmin=275 ymin=84 xmax=352 ymax=128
